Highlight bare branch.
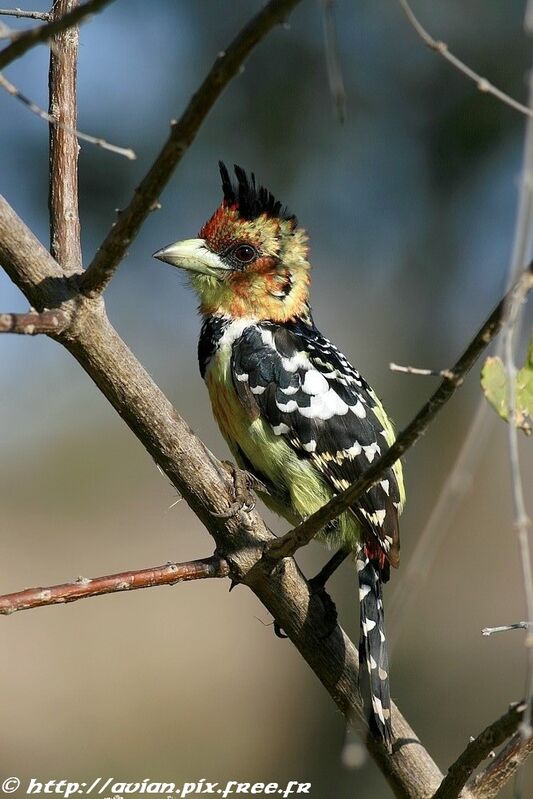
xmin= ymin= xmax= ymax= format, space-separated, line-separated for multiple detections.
xmin=0 ymin=309 xmax=67 ymax=334
xmin=79 ymin=0 xmax=304 ymax=297
xmin=0 ymin=0 xmax=113 ymax=70
xmin=0 ymin=556 xmax=229 ymax=614
xmin=397 ymin=0 xmax=533 ymax=119
xmin=389 ymin=362 xmax=455 ymax=378
xmin=466 ymin=728 xmax=533 ymax=799
xmin=431 ymin=701 xmax=528 ymax=799
xmin=266 ymin=265 xmax=533 ymax=562
xmin=0 ymin=73 xmax=135 ymax=160
xmin=0 ymin=8 xmax=49 ymax=21
xmin=482 ymin=622 xmax=532 ymax=636
xmin=48 ymin=0 xmax=82 ymax=274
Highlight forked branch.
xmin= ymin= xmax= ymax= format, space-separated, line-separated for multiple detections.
xmin=0 ymin=0 xmax=113 ymax=69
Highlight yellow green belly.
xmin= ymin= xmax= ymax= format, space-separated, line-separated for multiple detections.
xmin=205 ymin=346 xmax=362 ymax=550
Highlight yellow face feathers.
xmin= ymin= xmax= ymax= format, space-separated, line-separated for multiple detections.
xmin=153 ymin=166 xmax=312 ymax=322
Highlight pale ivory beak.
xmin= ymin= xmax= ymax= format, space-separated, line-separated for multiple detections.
xmin=152 ymin=238 xmax=228 ymax=277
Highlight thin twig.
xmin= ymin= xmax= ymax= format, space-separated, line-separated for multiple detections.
xmin=0 ymin=557 xmax=229 ymax=614
xmin=80 ymin=0 xmax=303 ymax=297
xmin=0 ymin=309 xmax=67 ymax=334
xmin=389 ymin=362 xmax=455 ymax=378
xmin=0 ymin=73 xmax=136 ymax=159
xmin=0 ymin=8 xmax=50 ymax=20
xmin=265 ymin=265 xmax=533 ymax=562
xmin=482 ymin=623 xmax=533 ymax=637
xmin=0 ymin=0 xmax=113 ymax=69
xmin=431 ymin=702 xmax=528 ymax=799
xmin=397 ymin=0 xmax=533 ymax=119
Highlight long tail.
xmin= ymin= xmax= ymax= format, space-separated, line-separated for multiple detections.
xmin=356 ymin=550 xmax=393 ymax=750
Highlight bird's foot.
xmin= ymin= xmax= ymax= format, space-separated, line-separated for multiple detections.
xmin=308 ymin=574 xmax=339 ymax=639
xmin=307 ymin=547 xmax=350 ymax=639
xmin=273 ymin=621 xmax=288 ymax=639
xmin=211 ymin=461 xmax=257 ymax=518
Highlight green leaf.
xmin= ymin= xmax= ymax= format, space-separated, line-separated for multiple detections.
xmin=481 ymin=336 xmax=533 ymax=436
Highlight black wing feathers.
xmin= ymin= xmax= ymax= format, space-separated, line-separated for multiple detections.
xmin=231 ymin=320 xmax=401 ymax=566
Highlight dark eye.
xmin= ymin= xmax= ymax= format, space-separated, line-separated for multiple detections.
xmin=233 ymin=244 xmax=257 ymax=264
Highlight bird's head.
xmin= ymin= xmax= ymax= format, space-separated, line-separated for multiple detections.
xmin=153 ymin=163 xmax=310 ymax=321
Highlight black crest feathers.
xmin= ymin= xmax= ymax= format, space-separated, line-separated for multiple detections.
xmin=219 ymin=162 xmax=296 ymax=225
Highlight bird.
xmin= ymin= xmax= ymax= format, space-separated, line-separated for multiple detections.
xmin=153 ymin=163 xmax=405 ymax=750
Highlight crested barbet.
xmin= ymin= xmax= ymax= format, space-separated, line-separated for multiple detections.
xmin=154 ymin=164 xmax=405 ymax=750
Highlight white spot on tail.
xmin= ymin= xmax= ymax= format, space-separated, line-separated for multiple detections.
xmin=362 ymin=619 xmax=376 ymax=635
xmin=371 ymin=695 xmax=386 ymax=725
xmin=359 ymin=584 xmax=371 ymax=599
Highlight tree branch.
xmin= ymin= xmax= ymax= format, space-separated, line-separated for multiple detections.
xmin=466 ymin=727 xmax=533 ymax=799
xmin=0 ymin=309 xmax=67 ymax=333
xmin=0 ymin=194 xmax=446 ymax=799
xmin=48 ymin=0 xmax=82 ymax=274
xmin=0 ymin=556 xmax=229 ymax=614
xmin=0 ymin=8 xmax=50 ymax=21
xmin=0 ymin=0 xmax=113 ymax=70
xmin=397 ymin=0 xmax=533 ymax=119
xmin=79 ymin=0 xmax=304 ymax=297
xmin=0 ymin=73 xmax=136 ymax=159
xmin=265 ymin=264 xmax=533 ymax=562
xmin=431 ymin=702 xmax=528 ymax=799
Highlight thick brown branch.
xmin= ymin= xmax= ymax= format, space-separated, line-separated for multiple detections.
xmin=0 ymin=195 xmax=446 ymax=799
xmin=432 ymin=702 xmax=528 ymax=799
xmin=0 ymin=309 xmax=67 ymax=333
xmin=0 ymin=0 xmax=113 ymax=70
xmin=80 ymin=0 xmax=303 ymax=297
xmin=48 ymin=0 xmax=82 ymax=274
xmin=0 ymin=556 xmax=229 ymax=614
xmin=266 ymin=264 xmax=533 ymax=561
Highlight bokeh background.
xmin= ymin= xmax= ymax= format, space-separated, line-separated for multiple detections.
xmin=1 ymin=1 xmax=533 ymax=797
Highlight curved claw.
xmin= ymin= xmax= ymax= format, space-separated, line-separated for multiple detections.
xmin=308 ymin=578 xmax=339 ymax=640
xmin=211 ymin=500 xmax=242 ymax=519
xmin=274 ymin=621 xmax=288 ymax=639
xmin=211 ymin=460 xmax=256 ymax=519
